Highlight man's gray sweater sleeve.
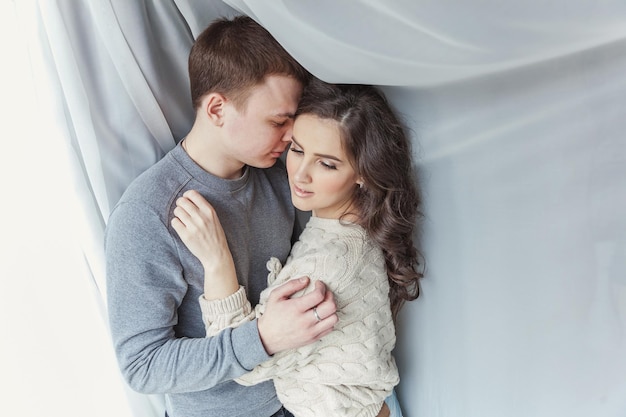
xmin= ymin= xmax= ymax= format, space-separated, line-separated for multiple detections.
xmin=105 ymin=202 xmax=270 ymax=394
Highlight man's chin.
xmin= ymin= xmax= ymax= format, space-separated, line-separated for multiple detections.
xmin=246 ymin=158 xmax=278 ymax=169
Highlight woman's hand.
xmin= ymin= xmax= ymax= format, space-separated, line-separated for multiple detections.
xmin=171 ymin=190 xmax=239 ymax=299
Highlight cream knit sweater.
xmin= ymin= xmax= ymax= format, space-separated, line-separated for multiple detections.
xmin=199 ymin=217 xmax=399 ymax=417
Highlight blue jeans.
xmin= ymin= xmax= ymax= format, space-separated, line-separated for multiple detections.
xmin=271 ymin=406 xmax=293 ymax=417
xmin=385 ymin=389 xmax=404 ymax=417
xmin=166 ymin=408 xmax=293 ymax=417
xmin=273 ymin=391 xmax=402 ymax=417
xmin=166 ymin=406 xmax=293 ymax=417
xmin=165 ymin=394 xmax=397 ymax=417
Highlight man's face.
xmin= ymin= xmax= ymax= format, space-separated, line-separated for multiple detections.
xmin=222 ymin=75 xmax=302 ymax=169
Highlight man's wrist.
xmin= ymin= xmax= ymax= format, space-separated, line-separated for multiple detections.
xmin=258 ymin=314 xmax=283 ymax=356
xmin=232 ymin=320 xmax=273 ymax=369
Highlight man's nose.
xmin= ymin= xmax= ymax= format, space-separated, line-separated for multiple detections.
xmin=281 ymin=119 xmax=296 ymax=142
xmin=281 ymin=128 xmax=292 ymax=144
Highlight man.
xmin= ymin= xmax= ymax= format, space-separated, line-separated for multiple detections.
xmin=105 ymin=16 xmax=337 ymax=417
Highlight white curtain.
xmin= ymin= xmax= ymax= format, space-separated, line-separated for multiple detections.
xmin=6 ymin=0 xmax=625 ymax=416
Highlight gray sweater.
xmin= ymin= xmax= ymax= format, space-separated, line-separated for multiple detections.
xmin=105 ymin=143 xmax=295 ymax=417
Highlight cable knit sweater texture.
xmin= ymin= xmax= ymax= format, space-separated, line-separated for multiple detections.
xmin=199 ymin=216 xmax=399 ymax=417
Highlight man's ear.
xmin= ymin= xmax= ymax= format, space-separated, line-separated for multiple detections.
xmin=202 ymin=93 xmax=227 ymax=126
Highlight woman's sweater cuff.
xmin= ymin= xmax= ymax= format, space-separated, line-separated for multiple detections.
xmin=199 ymin=286 xmax=253 ymax=337
xmin=199 ymin=286 xmax=249 ymax=315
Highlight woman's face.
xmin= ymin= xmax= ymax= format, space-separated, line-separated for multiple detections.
xmin=286 ymin=114 xmax=361 ymax=219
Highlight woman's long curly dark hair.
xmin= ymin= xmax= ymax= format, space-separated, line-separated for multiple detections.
xmin=296 ymin=79 xmax=424 ymax=321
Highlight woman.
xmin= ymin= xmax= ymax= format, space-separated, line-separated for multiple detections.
xmin=172 ymin=79 xmax=423 ymax=417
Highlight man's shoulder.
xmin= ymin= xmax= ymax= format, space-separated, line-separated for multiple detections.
xmin=122 ymin=152 xmax=187 ymax=203
xmin=109 ymin=151 xmax=188 ymax=223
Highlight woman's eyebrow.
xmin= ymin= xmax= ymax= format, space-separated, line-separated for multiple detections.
xmin=291 ymin=136 xmax=343 ymax=162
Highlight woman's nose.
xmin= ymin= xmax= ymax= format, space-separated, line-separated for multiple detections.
xmin=293 ymin=161 xmax=311 ymax=183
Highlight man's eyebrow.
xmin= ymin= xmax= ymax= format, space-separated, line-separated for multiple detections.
xmin=291 ymin=136 xmax=344 ymax=162
xmin=273 ymin=112 xmax=296 ymax=119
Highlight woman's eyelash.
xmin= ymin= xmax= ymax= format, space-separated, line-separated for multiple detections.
xmin=290 ymin=145 xmax=336 ymax=169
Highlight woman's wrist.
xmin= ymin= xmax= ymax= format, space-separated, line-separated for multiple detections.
xmin=202 ymin=262 xmax=239 ymax=300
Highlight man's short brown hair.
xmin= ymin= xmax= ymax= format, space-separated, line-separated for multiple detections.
xmin=188 ymin=16 xmax=310 ymax=110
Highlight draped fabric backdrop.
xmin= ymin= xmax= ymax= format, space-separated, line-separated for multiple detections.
xmin=6 ymin=0 xmax=625 ymax=416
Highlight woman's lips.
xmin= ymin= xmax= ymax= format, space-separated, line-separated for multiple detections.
xmin=292 ymin=184 xmax=312 ymax=198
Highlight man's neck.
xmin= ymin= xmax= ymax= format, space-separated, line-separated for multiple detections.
xmin=182 ymin=131 xmax=245 ymax=180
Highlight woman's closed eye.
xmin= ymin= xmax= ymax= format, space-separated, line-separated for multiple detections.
xmin=320 ymin=161 xmax=337 ymax=170
xmin=289 ymin=140 xmax=338 ymax=170
xmin=289 ymin=142 xmax=303 ymax=155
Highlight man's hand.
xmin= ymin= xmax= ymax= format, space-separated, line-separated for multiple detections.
xmin=257 ymin=277 xmax=338 ymax=355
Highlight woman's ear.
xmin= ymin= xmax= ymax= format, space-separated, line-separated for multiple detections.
xmin=202 ymin=93 xmax=226 ymax=126
xmin=356 ymin=178 xmax=364 ymax=188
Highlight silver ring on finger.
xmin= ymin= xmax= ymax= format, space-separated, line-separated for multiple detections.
xmin=312 ymin=307 xmax=322 ymax=322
